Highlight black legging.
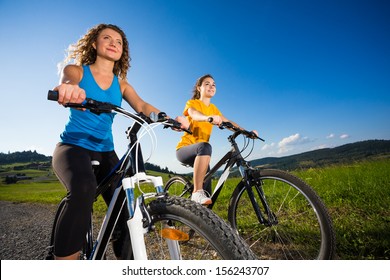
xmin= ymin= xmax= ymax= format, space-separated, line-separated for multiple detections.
xmin=52 ymin=143 xmax=127 ymax=257
xmin=176 ymin=142 xmax=212 ymax=195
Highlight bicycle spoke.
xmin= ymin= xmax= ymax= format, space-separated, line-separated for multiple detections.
xmin=230 ymin=169 xmax=335 ymax=260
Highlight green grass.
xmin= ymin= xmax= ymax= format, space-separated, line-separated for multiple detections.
xmin=292 ymin=159 xmax=390 ymax=259
xmin=1 ymin=159 xmax=389 ymax=259
xmin=0 ymin=181 xmax=65 ymax=204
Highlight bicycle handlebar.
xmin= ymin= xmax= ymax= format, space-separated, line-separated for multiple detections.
xmin=47 ymin=90 xmax=192 ymax=134
xmin=219 ymin=121 xmax=265 ymax=142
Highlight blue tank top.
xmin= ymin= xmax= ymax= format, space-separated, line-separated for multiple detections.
xmin=60 ymin=65 xmax=122 ymax=152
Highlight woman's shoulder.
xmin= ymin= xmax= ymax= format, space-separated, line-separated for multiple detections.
xmin=62 ymin=64 xmax=83 ymax=82
xmin=63 ymin=64 xmax=83 ymax=76
xmin=186 ymin=99 xmax=201 ymax=105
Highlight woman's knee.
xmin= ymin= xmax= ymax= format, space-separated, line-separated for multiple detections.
xmin=197 ymin=142 xmax=212 ymax=156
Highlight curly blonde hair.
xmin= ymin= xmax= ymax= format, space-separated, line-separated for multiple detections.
xmin=191 ymin=74 xmax=214 ymax=99
xmin=62 ymin=23 xmax=131 ymax=80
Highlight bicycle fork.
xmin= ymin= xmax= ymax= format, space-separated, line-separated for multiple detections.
xmin=122 ymin=173 xmax=182 ymax=260
xmin=242 ymin=168 xmax=278 ymax=227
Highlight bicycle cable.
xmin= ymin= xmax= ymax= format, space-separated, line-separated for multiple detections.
xmin=115 ymin=112 xmax=175 ymax=195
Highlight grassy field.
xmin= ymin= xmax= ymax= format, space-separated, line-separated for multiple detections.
xmin=1 ymin=159 xmax=389 ymax=259
xmin=293 ymin=159 xmax=390 ymax=259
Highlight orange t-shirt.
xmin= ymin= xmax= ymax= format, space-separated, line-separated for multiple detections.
xmin=176 ymin=99 xmax=222 ymax=150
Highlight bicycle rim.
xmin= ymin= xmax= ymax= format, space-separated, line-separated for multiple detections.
xmin=164 ymin=176 xmax=192 ymax=198
xmin=229 ymin=169 xmax=335 ymax=260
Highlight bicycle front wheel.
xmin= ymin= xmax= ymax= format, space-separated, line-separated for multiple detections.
xmin=228 ymin=169 xmax=335 ymax=260
xmin=145 ymin=196 xmax=256 ymax=260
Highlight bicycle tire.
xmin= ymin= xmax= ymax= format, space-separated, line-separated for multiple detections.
xmin=145 ymin=195 xmax=256 ymax=260
xmin=45 ymin=198 xmax=66 ymax=260
xmin=45 ymin=197 xmax=97 ymax=260
xmin=164 ymin=176 xmax=193 ymax=198
xmin=228 ymin=169 xmax=336 ymax=260
xmin=45 ymin=198 xmax=133 ymax=260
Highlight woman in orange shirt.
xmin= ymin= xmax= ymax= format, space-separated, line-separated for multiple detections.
xmin=176 ymin=74 xmax=257 ymax=205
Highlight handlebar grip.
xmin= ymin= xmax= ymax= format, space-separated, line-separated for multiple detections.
xmin=48 ymin=90 xmax=59 ymax=101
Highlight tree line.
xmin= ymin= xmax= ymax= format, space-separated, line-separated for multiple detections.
xmin=0 ymin=150 xmax=174 ymax=174
xmin=0 ymin=150 xmax=51 ymax=165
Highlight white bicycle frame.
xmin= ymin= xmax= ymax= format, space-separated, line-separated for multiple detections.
xmin=47 ymin=91 xmax=189 ymax=260
xmin=90 ymin=172 xmax=182 ymax=260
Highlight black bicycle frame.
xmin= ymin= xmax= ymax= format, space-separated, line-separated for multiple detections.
xmin=88 ymin=123 xmax=146 ymax=259
xmin=202 ymin=132 xmax=271 ymax=226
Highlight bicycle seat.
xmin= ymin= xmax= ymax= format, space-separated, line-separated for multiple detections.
xmin=91 ymin=160 xmax=100 ymax=174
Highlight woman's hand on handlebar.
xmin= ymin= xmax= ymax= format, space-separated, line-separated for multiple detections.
xmin=250 ymin=130 xmax=259 ymax=139
xmin=53 ymin=84 xmax=86 ymax=105
xmin=250 ymin=130 xmax=259 ymax=138
xmin=152 ymin=113 xmax=191 ymax=134
xmin=175 ymin=116 xmax=190 ymax=131
xmin=208 ymin=115 xmax=223 ymax=126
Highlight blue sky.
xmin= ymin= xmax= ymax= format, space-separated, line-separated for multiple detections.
xmin=0 ymin=0 xmax=389 ymax=173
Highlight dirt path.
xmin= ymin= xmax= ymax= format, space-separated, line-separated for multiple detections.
xmin=0 ymin=200 xmax=56 ymax=260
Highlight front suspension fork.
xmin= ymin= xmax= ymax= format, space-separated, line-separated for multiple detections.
xmin=122 ymin=173 xmax=182 ymax=260
xmin=244 ymin=171 xmax=278 ymax=226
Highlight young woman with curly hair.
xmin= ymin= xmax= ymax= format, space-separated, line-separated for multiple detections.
xmin=51 ymin=23 xmax=187 ymax=260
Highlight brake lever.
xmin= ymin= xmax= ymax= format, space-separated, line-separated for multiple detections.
xmin=163 ymin=119 xmax=192 ymax=134
xmin=87 ymin=99 xmax=115 ymax=114
xmin=245 ymin=130 xmax=265 ymax=142
xmin=219 ymin=121 xmax=265 ymax=142
xmin=63 ymin=99 xmax=114 ymax=115
xmin=219 ymin=122 xmax=235 ymax=130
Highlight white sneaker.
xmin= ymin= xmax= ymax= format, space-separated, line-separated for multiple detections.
xmin=191 ymin=190 xmax=212 ymax=205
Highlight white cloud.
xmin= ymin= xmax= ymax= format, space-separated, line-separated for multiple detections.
xmin=278 ymin=133 xmax=312 ymax=154
xmin=326 ymin=133 xmax=350 ymax=140
xmin=261 ymin=142 xmax=275 ymax=151
xmin=278 ymin=133 xmax=300 ymax=147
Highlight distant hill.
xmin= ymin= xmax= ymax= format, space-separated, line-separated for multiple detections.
xmin=250 ymin=139 xmax=390 ymax=170
xmin=0 ymin=150 xmax=51 ymax=165
xmin=0 ymin=150 xmax=174 ymax=174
